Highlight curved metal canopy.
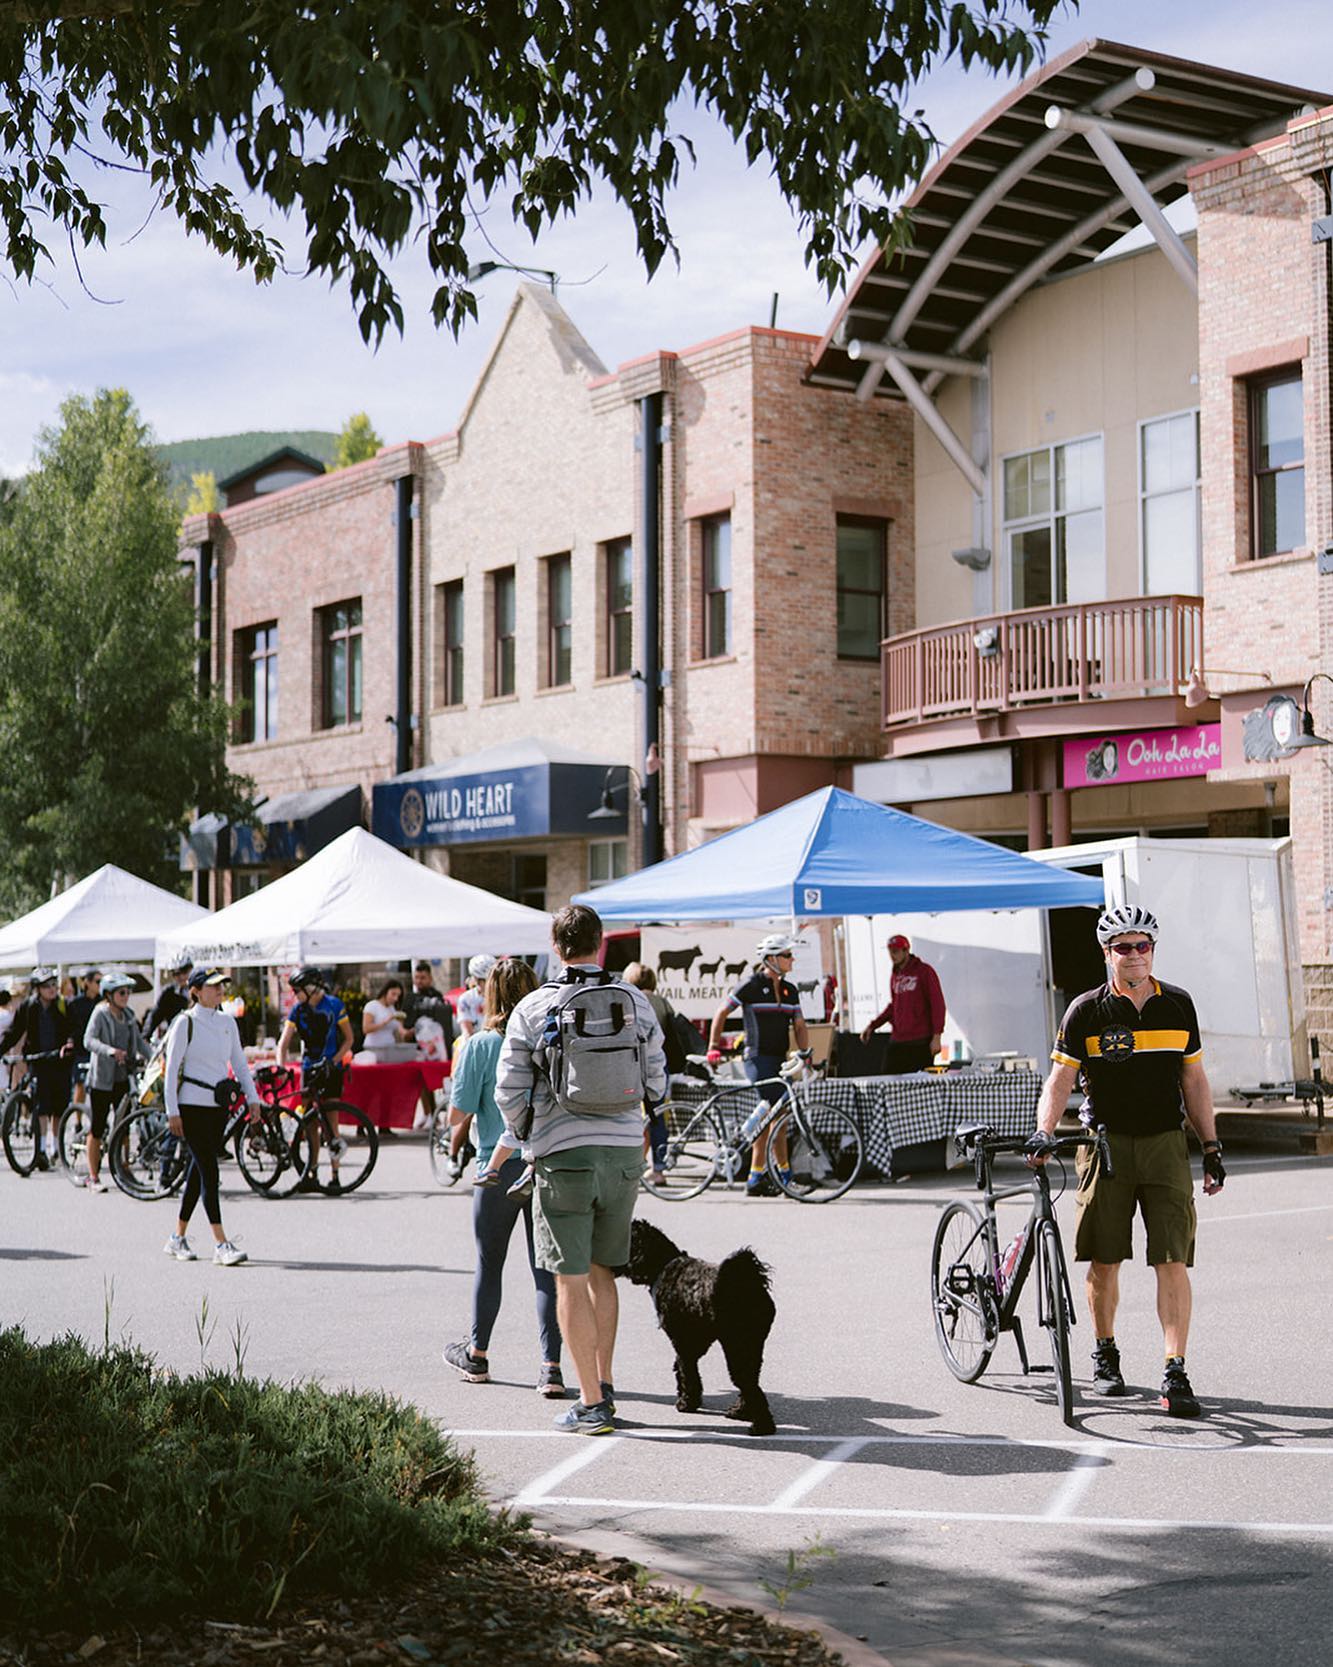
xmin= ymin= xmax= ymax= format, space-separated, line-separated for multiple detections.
xmin=809 ymin=39 xmax=1331 ymax=404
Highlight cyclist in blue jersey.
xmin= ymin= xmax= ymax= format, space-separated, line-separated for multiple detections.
xmin=706 ymin=933 xmax=812 ymax=1197
xmin=277 ymin=967 xmax=354 ymax=1191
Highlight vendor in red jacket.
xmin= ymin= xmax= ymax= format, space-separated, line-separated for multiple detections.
xmin=859 ymin=934 xmax=946 ymax=1074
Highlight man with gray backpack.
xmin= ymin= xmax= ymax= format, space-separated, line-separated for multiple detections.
xmin=496 ymin=904 xmax=667 ymax=1434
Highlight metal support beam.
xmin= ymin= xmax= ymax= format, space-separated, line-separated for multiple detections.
xmin=1043 ymin=105 xmax=1233 ymax=161
xmin=847 ymin=339 xmax=988 ymax=379
xmin=1081 ymin=125 xmax=1199 ymax=294
xmin=874 ymin=348 xmax=987 ymax=498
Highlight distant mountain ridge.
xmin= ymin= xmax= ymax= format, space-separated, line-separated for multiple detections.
xmin=156 ymin=430 xmax=338 ymax=492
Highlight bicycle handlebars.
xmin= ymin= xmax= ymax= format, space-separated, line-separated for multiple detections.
xmin=954 ymin=1123 xmax=1114 ymax=1184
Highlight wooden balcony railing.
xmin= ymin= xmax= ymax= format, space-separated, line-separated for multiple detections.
xmin=882 ymin=594 xmax=1203 ymax=729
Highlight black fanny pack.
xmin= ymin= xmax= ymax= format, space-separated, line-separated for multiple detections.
xmin=181 ymin=1074 xmax=241 ymax=1111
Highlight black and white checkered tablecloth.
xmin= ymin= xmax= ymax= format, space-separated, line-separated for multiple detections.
xmin=669 ymin=1069 xmax=1042 ymax=1180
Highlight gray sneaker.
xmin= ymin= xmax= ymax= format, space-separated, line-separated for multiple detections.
xmin=163 ymin=1233 xmax=196 ymax=1261
xmin=443 ymin=1341 xmax=490 ymax=1383
xmin=213 ymin=1240 xmax=247 ymax=1267
xmin=553 ymin=1399 xmax=615 ymax=1435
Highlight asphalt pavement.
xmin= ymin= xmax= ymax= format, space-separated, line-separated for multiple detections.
xmin=2 ymin=1134 xmax=1331 ymax=1667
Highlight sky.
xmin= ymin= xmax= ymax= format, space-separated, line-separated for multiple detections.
xmin=2 ymin=0 xmax=1331 ymax=477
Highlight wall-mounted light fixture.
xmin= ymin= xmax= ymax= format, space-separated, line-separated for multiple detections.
xmin=1182 ymin=666 xmax=1272 ymax=709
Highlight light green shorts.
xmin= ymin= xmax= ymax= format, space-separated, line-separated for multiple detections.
xmin=532 ymin=1145 xmax=643 ymax=1276
xmin=1074 ymin=1127 xmax=1196 ymax=1267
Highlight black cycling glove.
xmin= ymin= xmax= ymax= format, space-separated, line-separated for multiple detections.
xmin=1024 ymin=1130 xmax=1058 ymax=1157
xmin=1202 ymin=1145 xmax=1226 ymax=1189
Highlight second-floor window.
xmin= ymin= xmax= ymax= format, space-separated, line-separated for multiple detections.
xmin=320 ymin=600 xmax=361 ymax=728
xmin=836 ymin=518 xmax=886 ymax=660
xmin=1141 ymin=410 xmax=1200 ymax=594
xmin=605 ymin=538 xmax=633 ymax=676
xmin=237 ymin=621 xmax=278 ymax=742
xmin=702 ymin=515 xmax=732 ymax=659
xmin=546 ymin=553 xmax=572 ymax=687
xmin=1004 ymin=436 xmax=1104 ymax=610
xmin=491 ymin=566 xmax=516 ymax=697
xmin=1250 ymin=371 xmax=1304 ymax=558
xmin=436 ymin=579 xmax=464 ymax=707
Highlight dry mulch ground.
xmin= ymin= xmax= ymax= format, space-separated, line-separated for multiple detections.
xmin=0 ymin=1537 xmax=847 ymax=1667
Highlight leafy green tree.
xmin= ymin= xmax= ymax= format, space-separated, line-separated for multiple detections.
xmin=0 ymin=2 xmax=1063 ymax=342
xmin=0 ymin=390 xmax=250 ymax=913
xmin=183 ymin=470 xmax=219 ymax=516
xmin=332 ymin=413 xmax=383 ymax=470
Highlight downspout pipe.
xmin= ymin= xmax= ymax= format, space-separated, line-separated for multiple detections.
xmin=638 ymin=393 xmax=663 ymax=867
xmin=395 ymin=474 xmax=414 ymax=776
xmin=195 ymin=539 xmax=213 ymax=699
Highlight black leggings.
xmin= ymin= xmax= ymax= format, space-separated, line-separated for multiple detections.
xmin=89 ymin=1086 xmax=125 ymax=1141
xmin=178 ymin=1104 xmax=228 ymax=1227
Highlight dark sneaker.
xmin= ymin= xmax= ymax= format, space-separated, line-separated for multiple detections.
xmin=601 ymin=1381 xmax=616 ymax=1415
xmin=745 ymin=1173 xmax=775 ymax=1198
xmin=443 ymin=1341 xmax=489 ymax=1383
xmin=34 ymin=1152 xmax=50 ymax=1172
xmin=1160 ymin=1362 xmax=1201 ymax=1418
xmin=553 ymin=1399 xmax=615 ymax=1435
xmin=325 ymin=1175 xmax=342 ymax=1197
xmin=536 ymin=1364 xmax=567 ymax=1399
xmin=1091 ymin=1340 xmax=1127 ymax=1396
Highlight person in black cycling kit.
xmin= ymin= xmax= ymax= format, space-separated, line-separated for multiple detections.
xmin=145 ymin=958 xmax=192 ymax=1041
xmin=277 ymin=967 xmax=353 ymax=1191
xmin=707 ymin=933 xmax=812 ymax=1198
xmin=7 ymin=968 xmax=75 ymax=1169
xmin=1026 ymin=904 xmax=1225 ymax=1418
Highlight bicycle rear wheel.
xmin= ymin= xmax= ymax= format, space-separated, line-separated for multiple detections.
xmin=767 ymin=1104 xmax=863 ymax=1202
xmin=108 ymin=1110 xmax=189 ymax=1201
xmin=427 ymin=1105 xmax=457 ymax=1186
xmin=930 ymin=1201 xmax=999 ymax=1382
xmin=234 ymin=1108 xmax=306 ymax=1196
xmin=302 ymin=1100 xmax=378 ymax=1195
xmin=1037 ymin=1220 xmax=1075 ymax=1426
xmin=57 ymin=1102 xmax=90 ymax=1187
xmin=3 ymin=1091 xmax=39 ymax=1176
xmin=640 ymin=1102 xmax=728 ymax=1200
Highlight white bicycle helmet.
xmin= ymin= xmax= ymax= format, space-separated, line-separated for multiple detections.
xmin=1095 ymin=903 xmax=1159 ymax=947
xmin=101 ymin=974 xmax=136 ymax=996
xmin=468 ymin=953 xmax=497 ymax=980
xmin=755 ymin=932 xmax=801 ymax=960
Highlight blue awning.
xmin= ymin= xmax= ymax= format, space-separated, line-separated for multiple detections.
xmin=572 ymin=787 xmax=1105 ymax=919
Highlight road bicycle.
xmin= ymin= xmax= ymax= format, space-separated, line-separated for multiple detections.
xmin=642 ymin=1055 xmax=864 ymax=1203
xmin=57 ymin=1066 xmax=145 ymax=1188
xmin=248 ymin=1060 xmax=379 ymax=1197
xmin=427 ymin=1092 xmax=475 ymax=1187
xmin=929 ymin=1122 xmax=1112 ymax=1427
xmin=2 ymin=1050 xmax=70 ymax=1176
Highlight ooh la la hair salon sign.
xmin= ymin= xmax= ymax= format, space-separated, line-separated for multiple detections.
xmin=1064 ymin=723 xmax=1221 ymax=789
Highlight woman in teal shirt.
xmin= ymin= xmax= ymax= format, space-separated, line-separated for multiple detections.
xmin=442 ymin=959 xmax=565 ymax=1397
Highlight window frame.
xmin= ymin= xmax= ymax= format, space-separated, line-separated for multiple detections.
xmin=436 ymin=578 xmax=465 ymax=708
xmin=545 ymin=552 xmax=573 ymax=688
xmin=604 ymin=537 xmax=634 ymax=678
xmin=236 ymin=620 xmax=279 ymax=742
xmin=1137 ymin=407 xmax=1201 ymax=596
xmin=1248 ymin=368 xmax=1305 ymax=560
xmin=1000 ymin=431 xmax=1105 ymax=610
xmin=700 ymin=514 xmax=732 ymax=660
xmin=586 ymin=838 xmax=629 ymax=889
xmin=319 ymin=600 xmax=362 ymax=729
xmin=834 ymin=515 xmax=888 ymax=662
xmin=491 ymin=566 xmax=516 ymax=698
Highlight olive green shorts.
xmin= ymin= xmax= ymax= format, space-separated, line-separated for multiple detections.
xmin=532 ymin=1145 xmax=643 ymax=1277
xmin=1073 ymin=1127 xmax=1196 ymax=1267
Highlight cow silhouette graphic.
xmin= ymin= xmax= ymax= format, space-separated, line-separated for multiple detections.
xmin=723 ymin=959 xmax=748 ymax=980
xmin=795 ymin=980 xmax=819 ymax=996
xmin=697 ymin=957 xmax=724 ymax=978
xmin=657 ymin=944 xmax=702 ymax=977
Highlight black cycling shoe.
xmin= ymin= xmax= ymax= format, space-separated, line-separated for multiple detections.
xmin=1160 ymin=1361 xmax=1201 ymax=1418
xmin=745 ymin=1173 xmax=776 ymax=1198
xmin=1091 ymin=1340 xmax=1127 ymax=1396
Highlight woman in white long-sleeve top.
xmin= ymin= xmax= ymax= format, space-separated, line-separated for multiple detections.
xmin=161 ymin=968 xmax=261 ymax=1266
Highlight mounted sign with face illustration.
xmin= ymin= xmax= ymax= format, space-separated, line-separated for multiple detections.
xmin=1064 ymin=724 xmax=1221 ymax=789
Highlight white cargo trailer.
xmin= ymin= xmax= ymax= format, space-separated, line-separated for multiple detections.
xmin=842 ymin=836 xmax=1305 ymax=1097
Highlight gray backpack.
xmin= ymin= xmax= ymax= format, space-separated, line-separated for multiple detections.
xmin=533 ymin=971 xmax=649 ymax=1116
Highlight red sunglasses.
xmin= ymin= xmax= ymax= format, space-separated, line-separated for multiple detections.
xmin=1109 ymin=940 xmax=1154 ymax=956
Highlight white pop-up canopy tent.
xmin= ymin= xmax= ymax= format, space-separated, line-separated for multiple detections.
xmin=0 ymin=864 xmax=208 ymax=968
xmin=156 ymin=827 xmax=552 ymax=967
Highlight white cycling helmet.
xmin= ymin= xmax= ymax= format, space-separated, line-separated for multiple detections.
xmin=468 ymin=953 xmax=497 ymax=981
xmin=755 ymin=932 xmax=801 ymax=960
xmin=1095 ymin=903 xmax=1159 ymax=947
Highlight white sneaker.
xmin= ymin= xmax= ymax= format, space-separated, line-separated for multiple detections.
xmin=164 ymin=1233 xmax=196 ymax=1261
xmin=213 ymin=1240 xmax=247 ymax=1267
xmin=86 ymin=1176 xmax=108 ymax=1192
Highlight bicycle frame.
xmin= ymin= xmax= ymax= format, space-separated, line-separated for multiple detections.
xmin=960 ymin=1143 xmax=1069 ymax=1373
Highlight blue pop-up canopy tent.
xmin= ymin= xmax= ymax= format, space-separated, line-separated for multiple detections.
xmin=573 ymin=787 xmax=1104 ymax=920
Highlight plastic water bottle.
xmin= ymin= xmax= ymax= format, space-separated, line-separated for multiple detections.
xmin=996 ymin=1230 xmax=1024 ymax=1296
xmin=739 ymin=1102 xmax=767 ymax=1143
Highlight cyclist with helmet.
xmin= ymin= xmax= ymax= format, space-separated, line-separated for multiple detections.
xmin=706 ymin=933 xmax=812 ymax=1198
xmin=7 ymin=967 xmax=75 ymax=1169
xmin=1026 ymin=903 xmax=1225 ymax=1418
xmin=277 ymin=968 xmax=354 ymax=1191
xmin=82 ymin=973 xmax=147 ymax=1191
xmin=458 ymin=954 xmax=496 ymax=1039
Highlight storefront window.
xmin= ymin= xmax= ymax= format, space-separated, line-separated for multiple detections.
xmin=1250 ymin=371 xmax=1304 ymax=558
xmin=587 ymin=839 xmax=628 ymax=888
xmin=511 ymin=853 xmax=546 ymax=911
xmin=1004 ymin=437 xmax=1104 ymax=608
xmin=1141 ymin=411 xmax=1200 ymax=594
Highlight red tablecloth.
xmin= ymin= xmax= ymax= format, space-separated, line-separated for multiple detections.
xmin=340 ymin=1060 xmax=450 ymax=1130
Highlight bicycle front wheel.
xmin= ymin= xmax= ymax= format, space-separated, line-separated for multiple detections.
xmin=930 ymin=1201 xmax=999 ymax=1382
xmin=641 ymin=1103 xmax=728 ymax=1200
xmin=2 ymin=1091 xmax=39 ymax=1176
xmin=1037 ymin=1220 xmax=1075 ymax=1426
xmin=768 ymin=1104 xmax=863 ymax=1202
xmin=234 ymin=1108 xmax=306 ymax=1196
xmin=108 ymin=1110 xmax=189 ymax=1201
xmin=301 ymin=1101 xmax=378 ymax=1195
xmin=427 ymin=1105 xmax=456 ymax=1186
xmin=57 ymin=1102 xmax=90 ymax=1187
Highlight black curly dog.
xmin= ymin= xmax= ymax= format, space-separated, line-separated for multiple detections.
xmin=617 ymin=1218 xmax=777 ymax=1436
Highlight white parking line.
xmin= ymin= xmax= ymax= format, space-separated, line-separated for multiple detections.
xmin=766 ymin=1437 xmax=872 ymax=1511
xmin=1197 ymin=1202 xmax=1333 ymax=1225
xmin=453 ymin=1428 xmax=1333 ymax=1454
xmin=509 ymin=1436 xmax=623 ymax=1507
xmin=1042 ymin=1446 xmax=1108 ymax=1520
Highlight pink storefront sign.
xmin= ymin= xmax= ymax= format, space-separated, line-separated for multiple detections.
xmin=1064 ymin=724 xmax=1221 ymax=788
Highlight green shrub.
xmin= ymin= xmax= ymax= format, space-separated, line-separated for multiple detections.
xmin=0 ymin=1327 xmax=514 ymax=1627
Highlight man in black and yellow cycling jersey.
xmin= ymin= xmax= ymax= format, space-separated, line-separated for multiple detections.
xmin=1026 ymin=904 xmax=1225 ymax=1418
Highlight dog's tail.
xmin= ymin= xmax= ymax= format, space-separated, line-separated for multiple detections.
xmin=716 ymin=1246 xmax=772 ymax=1308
